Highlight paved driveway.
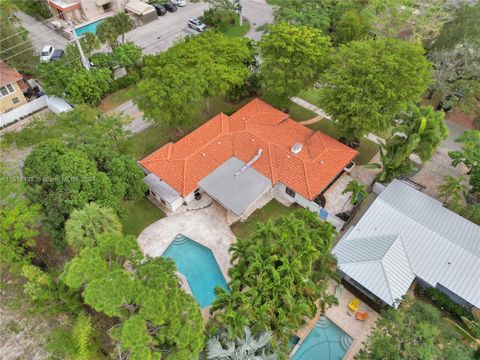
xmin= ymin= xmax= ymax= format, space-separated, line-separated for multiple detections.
xmin=125 ymin=2 xmax=209 ymax=55
xmin=15 ymin=11 xmax=68 ymax=53
xmin=243 ymin=0 xmax=274 ymax=41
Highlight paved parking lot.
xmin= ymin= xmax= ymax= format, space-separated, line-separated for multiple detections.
xmin=125 ymin=2 xmax=209 ymax=55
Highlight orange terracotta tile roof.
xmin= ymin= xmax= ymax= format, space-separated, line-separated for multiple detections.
xmin=140 ymin=99 xmax=358 ymax=201
xmin=0 ymin=61 xmax=23 ymax=87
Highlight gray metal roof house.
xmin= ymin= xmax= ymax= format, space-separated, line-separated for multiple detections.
xmin=333 ymin=179 xmax=480 ymax=309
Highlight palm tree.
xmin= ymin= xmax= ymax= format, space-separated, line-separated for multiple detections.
xmin=342 ymin=180 xmax=367 ymax=206
xmin=206 ymin=327 xmax=277 ymax=360
xmin=438 ymin=175 xmax=465 ymax=206
xmin=65 ymin=202 xmax=122 ymax=250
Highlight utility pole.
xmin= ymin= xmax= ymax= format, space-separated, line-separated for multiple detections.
xmin=236 ymin=0 xmax=243 ymax=26
xmin=68 ymin=20 xmax=90 ymax=70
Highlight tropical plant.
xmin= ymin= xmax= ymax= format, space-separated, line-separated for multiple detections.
xmin=210 ymin=210 xmax=337 ymax=355
xmin=65 ymin=203 xmax=122 ymax=251
xmin=206 ymin=326 xmax=277 ymax=360
xmin=258 ymin=22 xmax=332 ymax=108
xmin=342 ymin=180 xmax=367 ymax=206
xmin=318 ymin=38 xmax=431 ymax=143
xmin=64 ymin=32 xmax=101 ymax=66
xmin=97 ymin=12 xmax=133 ymax=49
xmin=449 ymin=130 xmax=480 ymax=193
xmin=438 ymin=175 xmax=465 ymax=207
xmin=369 ymin=104 xmax=448 ymax=182
xmin=462 ymin=317 xmax=480 ymax=339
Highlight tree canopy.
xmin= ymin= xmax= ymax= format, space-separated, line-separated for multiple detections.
xmin=449 ymin=130 xmax=480 ymax=194
xmin=61 ymin=232 xmax=205 ymax=359
xmin=210 ymin=210 xmax=337 ymax=354
xmin=318 ymin=38 xmax=432 ymax=141
xmin=259 ymin=23 xmax=332 ymax=107
xmin=375 ymin=104 xmax=448 ymax=182
xmin=97 ymin=12 xmax=133 ymax=49
xmin=136 ymin=32 xmax=254 ymax=127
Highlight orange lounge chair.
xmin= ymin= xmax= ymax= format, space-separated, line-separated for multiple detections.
xmin=356 ymin=311 xmax=368 ymax=321
xmin=348 ymin=298 xmax=360 ymax=312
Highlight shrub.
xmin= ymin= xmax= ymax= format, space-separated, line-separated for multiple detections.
xmin=202 ymin=7 xmax=236 ymax=31
xmin=109 ymin=70 xmax=140 ymax=92
xmin=425 ymin=287 xmax=473 ymax=320
xmin=90 ymin=52 xmax=117 ymax=69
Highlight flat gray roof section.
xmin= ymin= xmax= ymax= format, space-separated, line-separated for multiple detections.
xmin=144 ymin=173 xmax=180 ymax=204
xmin=199 ymin=157 xmax=272 ymax=216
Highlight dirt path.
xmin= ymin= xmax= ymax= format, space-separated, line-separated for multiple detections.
xmin=298 ymin=115 xmax=323 ymax=125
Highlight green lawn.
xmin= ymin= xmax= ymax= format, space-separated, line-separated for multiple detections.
xmin=308 ymin=120 xmax=379 ymax=165
xmin=288 ymin=101 xmax=317 ymax=121
xmin=98 ymin=85 xmax=136 ymax=112
xmin=298 ymin=88 xmax=323 ymax=108
xmin=223 ymin=20 xmax=251 ymax=38
xmin=121 ymin=197 xmax=165 ymax=237
xmin=231 ymin=200 xmax=295 ymax=239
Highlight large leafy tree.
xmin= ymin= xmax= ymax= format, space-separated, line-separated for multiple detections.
xmin=318 ymin=38 xmax=432 ymax=142
xmin=374 ymin=104 xmax=448 ymax=182
xmin=210 ymin=210 xmax=337 ymax=354
xmin=0 ymin=164 xmax=40 ymax=278
xmin=62 ymin=232 xmax=205 ymax=359
xmin=356 ymin=296 xmax=474 ymax=360
xmin=0 ymin=2 xmax=38 ymax=73
xmin=136 ymin=32 xmax=254 ymax=127
xmin=259 ymin=23 xmax=332 ymax=107
xmin=97 ymin=12 xmax=133 ymax=49
xmin=333 ymin=10 xmax=370 ymax=45
xmin=65 ymin=202 xmax=122 ymax=251
xmin=449 ymin=130 xmax=480 ymax=193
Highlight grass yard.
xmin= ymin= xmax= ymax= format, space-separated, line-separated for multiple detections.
xmin=308 ymin=120 xmax=379 ymax=165
xmin=223 ymin=20 xmax=251 ymax=38
xmin=231 ymin=200 xmax=295 ymax=239
xmin=121 ymin=197 xmax=165 ymax=237
xmin=97 ymin=85 xmax=136 ymax=112
xmin=298 ymin=88 xmax=323 ymax=108
xmin=288 ymin=101 xmax=317 ymax=121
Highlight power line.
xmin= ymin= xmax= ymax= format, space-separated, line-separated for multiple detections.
xmin=0 ymin=12 xmax=63 ymax=45
xmin=0 ymin=27 xmax=61 ymax=54
xmin=1 ymin=44 xmax=37 ymax=61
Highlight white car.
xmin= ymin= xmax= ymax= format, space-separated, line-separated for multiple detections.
xmin=40 ymin=45 xmax=55 ymax=62
xmin=172 ymin=0 xmax=186 ymax=6
xmin=187 ymin=18 xmax=206 ymax=32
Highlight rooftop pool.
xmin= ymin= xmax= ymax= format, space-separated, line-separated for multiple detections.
xmin=292 ymin=316 xmax=353 ymax=360
xmin=162 ymin=234 xmax=228 ymax=308
xmin=75 ymin=18 xmax=105 ymax=36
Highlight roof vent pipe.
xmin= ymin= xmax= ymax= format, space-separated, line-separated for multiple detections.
xmin=234 ymin=148 xmax=263 ymax=177
xmin=291 ymin=143 xmax=302 ymax=155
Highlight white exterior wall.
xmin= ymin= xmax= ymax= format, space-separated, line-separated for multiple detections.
xmin=273 ymin=182 xmax=320 ymax=213
xmin=79 ymin=0 xmax=127 ymax=21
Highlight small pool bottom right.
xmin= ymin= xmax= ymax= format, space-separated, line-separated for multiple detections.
xmin=292 ymin=316 xmax=353 ymax=360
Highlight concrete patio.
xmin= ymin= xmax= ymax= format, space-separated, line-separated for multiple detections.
xmin=291 ymin=281 xmax=379 ymax=360
xmin=137 ymin=205 xmax=234 ymax=284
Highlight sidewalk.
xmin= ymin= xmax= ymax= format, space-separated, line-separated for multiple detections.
xmin=111 ymin=100 xmax=151 ymax=134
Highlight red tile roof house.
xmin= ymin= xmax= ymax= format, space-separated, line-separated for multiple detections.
xmin=139 ymin=99 xmax=357 ymax=224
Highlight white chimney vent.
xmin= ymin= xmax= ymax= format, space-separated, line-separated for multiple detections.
xmin=291 ymin=143 xmax=302 ymax=155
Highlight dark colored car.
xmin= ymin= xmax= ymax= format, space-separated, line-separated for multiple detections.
xmin=50 ymin=49 xmax=64 ymax=61
xmin=162 ymin=2 xmax=177 ymax=12
xmin=153 ymin=4 xmax=167 ymax=15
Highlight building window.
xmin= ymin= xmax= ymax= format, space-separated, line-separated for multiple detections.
xmin=285 ymin=187 xmax=295 ymax=198
xmin=160 ymin=198 xmax=166 ymax=205
xmin=12 ymin=97 xmax=19 ymax=104
xmin=103 ymin=2 xmax=112 ymax=11
xmin=0 ymin=84 xmax=15 ymax=97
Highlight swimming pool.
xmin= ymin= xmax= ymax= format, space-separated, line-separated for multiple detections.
xmin=292 ymin=316 xmax=353 ymax=360
xmin=162 ymin=235 xmax=228 ymax=308
xmin=75 ymin=19 xmax=105 ymax=36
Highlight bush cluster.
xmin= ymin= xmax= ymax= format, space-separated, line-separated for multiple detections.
xmin=425 ymin=287 xmax=473 ymax=320
xmin=202 ymin=7 xmax=237 ymax=31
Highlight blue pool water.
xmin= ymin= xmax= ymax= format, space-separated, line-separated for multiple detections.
xmin=292 ymin=316 xmax=353 ymax=360
xmin=75 ymin=19 xmax=105 ymax=36
xmin=162 ymin=235 xmax=228 ymax=308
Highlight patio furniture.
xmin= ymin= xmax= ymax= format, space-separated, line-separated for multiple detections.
xmin=356 ymin=311 xmax=368 ymax=321
xmin=334 ymin=284 xmax=344 ymax=298
xmin=348 ymin=298 xmax=360 ymax=312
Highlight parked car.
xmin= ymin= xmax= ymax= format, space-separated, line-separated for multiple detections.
xmin=162 ymin=2 xmax=177 ymax=12
xmin=50 ymin=49 xmax=64 ymax=61
xmin=187 ymin=18 xmax=206 ymax=32
xmin=40 ymin=45 xmax=55 ymax=62
xmin=171 ymin=0 xmax=187 ymax=6
xmin=153 ymin=3 xmax=167 ymax=15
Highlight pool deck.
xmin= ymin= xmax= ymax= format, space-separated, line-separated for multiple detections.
xmin=137 ymin=204 xmax=235 ymax=317
xmin=290 ymin=280 xmax=379 ymax=359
